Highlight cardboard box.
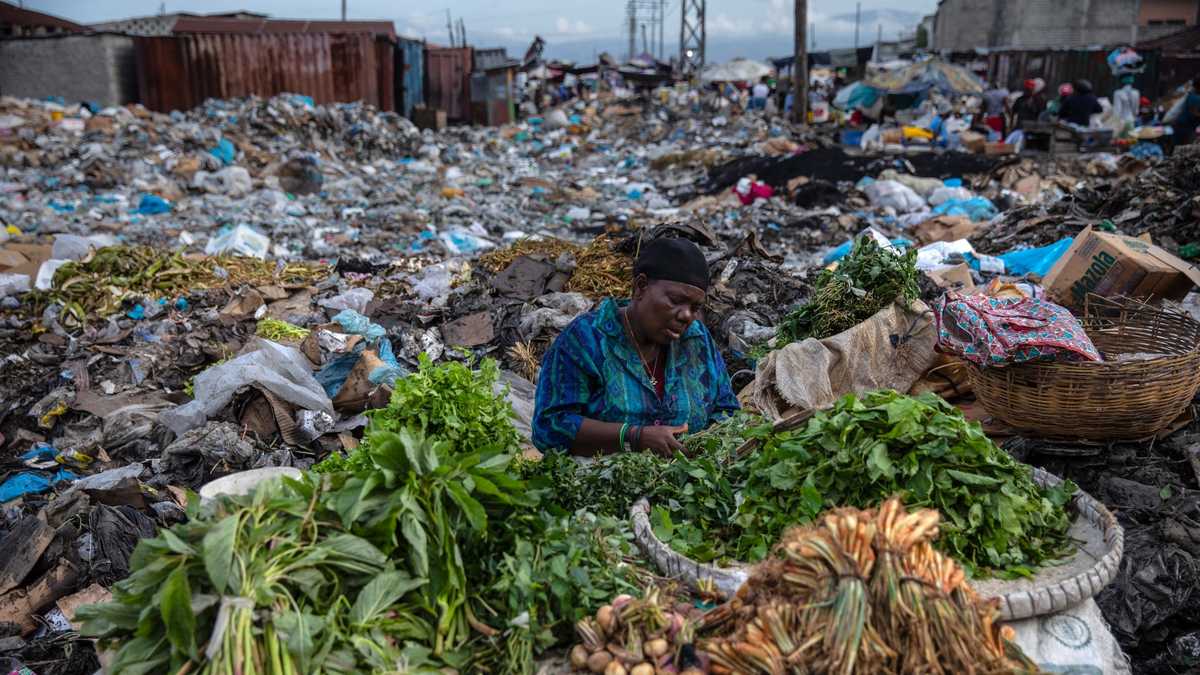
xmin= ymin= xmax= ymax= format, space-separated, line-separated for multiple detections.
xmin=912 ymin=215 xmax=978 ymax=245
xmin=984 ymin=142 xmax=1016 ymax=155
xmin=412 ymin=107 xmax=447 ymax=131
xmin=959 ymin=131 xmax=986 ymax=153
xmin=1041 ymin=226 xmax=1200 ymax=308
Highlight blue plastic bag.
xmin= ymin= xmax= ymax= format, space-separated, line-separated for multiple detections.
xmin=932 ymin=196 xmax=997 ymax=222
xmin=0 ymin=468 xmax=77 ymax=503
xmin=209 ymin=138 xmax=236 ymax=166
xmin=966 ymin=237 xmax=1074 ymax=277
xmin=134 ymin=194 xmax=172 ymax=215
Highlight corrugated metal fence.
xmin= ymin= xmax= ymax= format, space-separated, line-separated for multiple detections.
xmin=135 ymin=33 xmax=395 ymax=113
xmin=396 ymin=38 xmax=424 ymax=118
xmin=425 ymin=46 xmax=472 ymax=121
xmin=987 ymin=49 xmax=1164 ymax=99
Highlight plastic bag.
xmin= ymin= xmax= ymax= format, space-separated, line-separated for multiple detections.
xmin=864 ymin=180 xmax=926 ymax=213
xmin=1006 ymin=600 xmax=1131 ymax=674
xmin=928 ymin=186 xmax=974 ymax=207
xmin=932 ymin=196 xmax=998 ymax=222
xmin=160 ymin=338 xmax=333 ymax=435
xmin=205 ymin=224 xmax=270 ymax=259
xmin=319 ymin=288 xmax=374 ymax=314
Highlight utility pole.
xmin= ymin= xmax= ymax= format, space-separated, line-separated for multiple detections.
xmin=680 ymin=0 xmax=706 ymax=75
xmin=340 ymin=0 xmax=346 ymax=21
xmin=642 ymin=23 xmax=649 ymax=54
xmin=447 ymin=10 xmax=455 ymax=46
xmin=458 ymin=19 xmax=466 ymax=48
xmin=659 ymin=0 xmax=666 ymax=61
xmin=810 ymin=22 xmax=815 ymax=51
xmin=854 ymin=2 xmax=860 ymax=50
xmin=628 ymin=2 xmax=637 ymax=61
xmin=793 ymin=0 xmax=807 ymax=124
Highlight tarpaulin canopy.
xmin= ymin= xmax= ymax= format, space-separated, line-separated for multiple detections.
xmin=863 ymin=59 xmax=985 ymax=96
xmin=699 ymin=58 xmax=775 ymax=83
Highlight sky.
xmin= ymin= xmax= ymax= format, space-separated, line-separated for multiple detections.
xmin=22 ymin=0 xmax=938 ymax=62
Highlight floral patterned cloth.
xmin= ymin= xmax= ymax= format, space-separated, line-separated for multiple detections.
xmin=934 ymin=292 xmax=1102 ymax=367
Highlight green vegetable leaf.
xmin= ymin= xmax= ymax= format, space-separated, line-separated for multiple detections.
xmin=201 ymin=514 xmax=238 ymax=593
xmin=445 ymin=482 xmax=487 ymax=532
xmin=350 ymin=570 xmax=426 ymax=625
xmin=160 ymin=567 xmax=196 ymax=658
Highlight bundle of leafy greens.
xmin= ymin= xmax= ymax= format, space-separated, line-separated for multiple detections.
xmin=775 ymin=235 xmax=920 ymax=345
xmin=519 ymin=412 xmax=770 ymax=564
xmin=83 ymin=357 xmax=647 ymax=674
xmin=732 ymin=390 xmax=1077 ymax=578
xmin=314 ymin=354 xmax=518 ymax=474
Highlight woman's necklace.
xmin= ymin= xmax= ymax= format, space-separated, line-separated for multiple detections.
xmin=622 ymin=308 xmax=661 ymax=389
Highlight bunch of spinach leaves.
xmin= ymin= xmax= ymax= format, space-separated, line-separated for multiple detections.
xmin=733 ymin=390 xmax=1077 ymax=578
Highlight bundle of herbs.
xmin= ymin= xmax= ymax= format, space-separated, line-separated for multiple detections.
xmin=774 ymin=236 xmax=920 ymax=346
xmin=732 ymin=390 xmax=1077 ymax=578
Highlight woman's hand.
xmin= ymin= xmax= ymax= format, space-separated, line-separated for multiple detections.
xmin=638 ymin=424 xmax=688 ymax=457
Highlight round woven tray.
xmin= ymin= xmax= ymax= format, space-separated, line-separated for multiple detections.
xmin=630 ymin=466 xmax=1124 ymax=622
xmin=968 ymin=296 xmax=1200 ymax=441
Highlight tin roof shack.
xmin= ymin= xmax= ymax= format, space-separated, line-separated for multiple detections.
xmin=0 ymin=33 xmax=137 ymax=107
xmin=471 ymin=48 xmax=519 ymax=126
xmin=425 ymin=46 xmax=473 ymax=122
xmin=0 ymin=0 xmax=83 ymax=37
xmin=135 ymin=32 xmax=396 ymax=113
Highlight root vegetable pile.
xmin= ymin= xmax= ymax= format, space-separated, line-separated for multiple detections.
xmin=699 ymin=498 xmax=1041 ymax=675
xmin=570 ymin=587 xmax=706 ymax=675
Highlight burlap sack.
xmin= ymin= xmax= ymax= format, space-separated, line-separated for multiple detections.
xmin=751 ymin=300 xmax=938 ymax=421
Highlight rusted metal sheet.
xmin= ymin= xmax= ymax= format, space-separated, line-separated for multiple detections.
xmin=425 ymin=46 xmax=472 ymax=121
xmin=135 ymin=33 xmax=396 ymax=113
xmin=170 ymin=16 xmax=395 ymax=38
xmin=396 ymin=38 xmax=425 ymax=118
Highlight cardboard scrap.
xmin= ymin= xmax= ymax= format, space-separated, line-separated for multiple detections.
xmin=1042 ymin=225 xmax=1200 ymax=308
xmin=56 ymin=583 xmax=112 ymax=627
xmin=912 ymin=216 xmax=979 ymax=245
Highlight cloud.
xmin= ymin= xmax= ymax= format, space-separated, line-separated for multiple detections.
xmin=708 ymin=13 xmax=757 ymax=37
xmin=555 ymin=16 xmax=593 ymax=35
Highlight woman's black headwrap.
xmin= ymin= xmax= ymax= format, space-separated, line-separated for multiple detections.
xmin=633 ymin=237 xmax=709 ymax=291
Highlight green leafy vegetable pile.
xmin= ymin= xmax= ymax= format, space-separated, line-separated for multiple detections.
xmin=314 ymin=354 xmax=518 ymax=474
xmin=775 ymin=235 xmax=920 ymax=345
xmin=83 ymin=358 xmax=646 ymax=675
xmin=733 ymin=390 xmax=1077 ymax=577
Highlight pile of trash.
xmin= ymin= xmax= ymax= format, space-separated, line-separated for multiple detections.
xmin=1 ymin=81 xmax=1199 ymax=674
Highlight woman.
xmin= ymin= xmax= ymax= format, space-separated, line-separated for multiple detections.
xmin=532 ymin=238 xmax=739 ymax=458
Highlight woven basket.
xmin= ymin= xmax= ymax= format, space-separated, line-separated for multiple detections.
xmin=630 ymin=467 xmax=1124 ymax=622
xmin=967 ymin=296 xmax=1200 ymax=441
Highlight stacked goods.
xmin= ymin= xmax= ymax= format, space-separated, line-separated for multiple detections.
xmin=774 ymin=236 xmax=920 ymax=345
xmin=699 ymin=499 xmax=1040 ymax=675
xmin=569 ymin=587 xmax=705 ymax=675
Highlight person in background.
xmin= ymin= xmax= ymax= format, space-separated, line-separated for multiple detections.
xmin=1010 ymin=78 xmax=1046 ymax=128
xmin=776 ymin=74 xmax=792 ymax=113
xmin=1171 ymin=76 xmax=1200 ymax=146
xmin=532 ymin=238 xmax=739 ymax=458
xmin=1044 ymin=82 xmax=1073 ymax=120
xmin=982 ymin=81 xmax=1010 ymax=136
xmin=1060 ymin=79 xmax=1103 ymax=127
xmin=1111 ymin=74 xmax=1140 ymax=127
xmin=751 ymin=77 xmax=770 ymax=111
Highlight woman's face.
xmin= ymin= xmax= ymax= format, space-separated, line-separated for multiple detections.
xmin=632 ymin=277 xmax=705 ymax=345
